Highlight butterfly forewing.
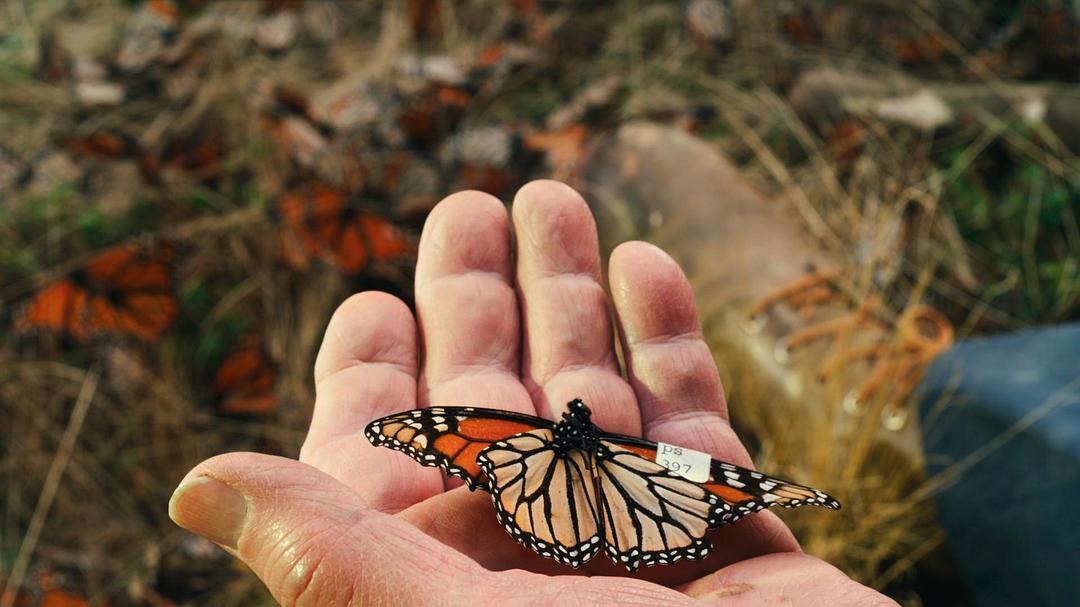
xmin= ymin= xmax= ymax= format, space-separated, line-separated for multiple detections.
xmin=601 ymin=435 xmax=840 ymax=523
xmin=596 ymin=441 xmax=727 ymax=571
xmin=477 ymin=431 xmax=602 ymax=568
xmin=364 ymin=407 xmax=552 ymax=490
xmin=707 ymin=460 xmax=840 ymax=520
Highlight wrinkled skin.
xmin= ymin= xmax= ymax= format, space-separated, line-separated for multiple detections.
xmin=170 ymin=181 xmax=896 ymax=606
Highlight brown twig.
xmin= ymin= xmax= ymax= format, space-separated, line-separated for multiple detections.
xmin=1 ymin=365 xmax=101 ymax=607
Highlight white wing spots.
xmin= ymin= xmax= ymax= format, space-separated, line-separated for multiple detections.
xmin=707 ymin=464 xmax=842 ymax=515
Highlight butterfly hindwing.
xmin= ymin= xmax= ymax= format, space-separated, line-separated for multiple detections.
xmin=477 ymin=430 xmax=603 ymax=568
xmin=595 ymin=441 xmax=726 ymax=571
xmin=364 ymin=407 xmax=552 ymax=490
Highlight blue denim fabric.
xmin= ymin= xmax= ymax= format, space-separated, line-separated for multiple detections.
xmin=919 ymin=322 xmax=1080 ymax=607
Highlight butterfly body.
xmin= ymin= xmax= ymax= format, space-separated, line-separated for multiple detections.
xmin=366 ymin=399 xmax=840 ymax=571
xmin=550 ymin=399 xmax=600 ymax=452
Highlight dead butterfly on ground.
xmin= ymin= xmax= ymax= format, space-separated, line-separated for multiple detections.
xmin=212 ymin=334 xmax=278 ymax=416
xmin=367 ymin=399 xmax=840 ymax=571
xmin=61 ymin=128 xmax=161 ymax=184
xmin=275 ymin=182 xmax=412 ymax=275
xmin=17 ymin=243 xmax=178 ymax=342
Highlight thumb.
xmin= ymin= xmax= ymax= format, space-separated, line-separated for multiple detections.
xmin=168 ymin=452 xmax=482 ymax=606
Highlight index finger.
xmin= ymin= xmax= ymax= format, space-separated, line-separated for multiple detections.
xmin=301 ymin=291 xmax=443 ymax=512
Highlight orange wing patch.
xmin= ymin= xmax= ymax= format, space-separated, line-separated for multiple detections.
xmin=212 ymin=336 xmax=277 ymax=415
xmin=455 ymin=417 xmax=540 ymax=441
xmin=611 ymin=442 xmax=655 ymax=460
xmin=440 ymin=418 xmax=542 ymax=480
xmin=365 ymin=407 xmax=551 ymax=491
xmin=18 ymin=281 xmax=88 ymax=338
xmin=18 ymin=243 xmax=177 ymax=342
xmin=39 ymin=589 xmax=89 ymax=607
xmin=275 ymin=183 xmax=412 ymax=275
xmin=63 ymin=129 xmax=161 ymax=184
xmin=702 ymin=483 xmax=755 ymax=504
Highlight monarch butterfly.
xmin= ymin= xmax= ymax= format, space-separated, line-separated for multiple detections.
xmin=62 ymin=129 xmax=161 ymax=184
xmin=212 ymin=335 xmax=277 ymax=415
xmin=366 ymin=399 xmax=840 ymax=571
xmin=276 ymin=182 xmax=412 ymax=275
xmin=397 ymin=82 xmax=472 ymax=146
xmin=17 ymin=243 xmax=178 ymax=342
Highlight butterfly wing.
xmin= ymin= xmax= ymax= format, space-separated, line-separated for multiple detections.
xmin=306 ymin=186 xmax=367 ymax=273
xmin=477 ymin=431 xmax=603 ymax=568
xmin=81 ymin=243 xmax=177 ymax=341
xmin=213 ymin=341 xmax=277 ymax=415
xmin=334 ymin=209 xmax=410 ymax=274
xmin=365 ymin=407 xmax=552 ymax=491
xmin=17 ymin=244 xmax=176 ymax=342
xmin=595 ymin=441 xmax=728 ymax=571
xmin=276 ymin=183 xmax=409 ymax=275
xmin=602 ymin=434 xmax=840 ymax=521
xmin=17 ymin=280 xmax=89 ymax=340
xmin=277 ymin=186 xmax=322 ymax=269
xmin=276 ymin=183 xmax=347 ymax=270
xmin=359 ymin=213 xmax=410 ymax=261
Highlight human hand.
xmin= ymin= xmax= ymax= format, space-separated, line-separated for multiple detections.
xmin=169 ymin=181 xmax=894 ymax=605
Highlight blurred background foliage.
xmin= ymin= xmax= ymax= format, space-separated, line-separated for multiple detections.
xmin=0 ymin=1 xmax=1077 ymax=605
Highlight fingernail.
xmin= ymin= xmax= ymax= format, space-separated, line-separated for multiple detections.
xmin=169 ymin=476 xmax=248 ymax=550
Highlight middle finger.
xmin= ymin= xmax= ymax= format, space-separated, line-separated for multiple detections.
xmin=512 ymin=180 xmax=639 ymax=435
xmin=415 ymin=190 xmax=535 ymax=414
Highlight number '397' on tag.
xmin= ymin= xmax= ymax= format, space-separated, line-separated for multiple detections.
xmin=655 ymin=442 xmax=711 ymax=483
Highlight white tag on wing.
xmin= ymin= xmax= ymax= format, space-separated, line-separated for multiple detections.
xmin=655 ymin=442 xmax=711 ymax=483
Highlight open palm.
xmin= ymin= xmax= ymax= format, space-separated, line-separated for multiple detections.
xmin=170 ymin=181 xmax=893 ymax=605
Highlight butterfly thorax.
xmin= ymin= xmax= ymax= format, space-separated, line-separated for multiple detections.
xmin=70 ymin=269 xmax=115 ymax=300
xmin=552 ymin=399 xmax=599 ymax=452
